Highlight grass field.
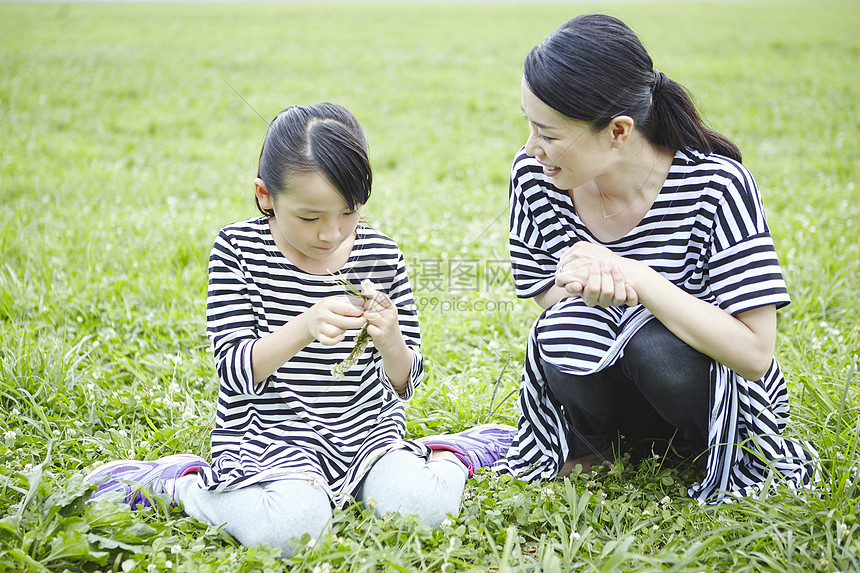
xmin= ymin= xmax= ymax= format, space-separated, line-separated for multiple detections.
xmin=1 ymin=1 xmax=859 ymax=571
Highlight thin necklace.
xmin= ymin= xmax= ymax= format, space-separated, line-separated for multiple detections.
xmin=597 ymin=153 xmax=661 ymax=219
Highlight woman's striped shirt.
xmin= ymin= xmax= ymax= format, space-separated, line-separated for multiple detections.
xmin=493 ymin=147 xmax=821 ymax=503
xmin=197 ymin=217 xmax=425 ymax=505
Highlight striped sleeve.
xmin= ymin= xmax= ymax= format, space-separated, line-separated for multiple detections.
xmin=376 ymin=250 xmax=424 ymax=401
xmin=509 ymin=150 xmax=558 ymax=299
xmin=206 ymin=230 xmax=260 ymax=396
xmin=707 ymin=158 xmax=790 ymax=315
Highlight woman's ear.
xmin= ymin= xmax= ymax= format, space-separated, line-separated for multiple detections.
xmin=607 ymin=115 xmax=635 ymax=148
xmin=254 ymin=177 xmax=273 ymax=210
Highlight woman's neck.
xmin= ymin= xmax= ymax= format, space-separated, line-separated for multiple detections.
xmin=571 ymin=144 xmax=674 ymax=242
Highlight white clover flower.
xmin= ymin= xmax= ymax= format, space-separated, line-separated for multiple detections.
xmin=4 ymin=430 xmax=15 ymax=440
xmin=11 ymin=408 xmax=20 ymax=417
xmin=165 ymin=560 xmax=173 ymax=569
xmin=147 ymin=564 xmax=157 ymax=573
xmin=171 ymin=544 xmax=181 ymax=554
xmin=660 ymin=495 xmax=672 ymax=506
xmin=117 ymin=429 xmax=128 ymax=438
xmin=441 ymin=518 xmax=454 ymax=527
xmin=570 ymin=531 xmax=581 ymax=541
xmin=52 ymin=429 xmax=61 ymax=436
xmin=841 ymin=522 xmax=850 ymax=539
xmin=539 ymin=487 xmax=555 ymax=502
xmin=307 ymin=538 xmax=316 ymax=548
xmin=168 ymin=382 xmax=181 ymax=394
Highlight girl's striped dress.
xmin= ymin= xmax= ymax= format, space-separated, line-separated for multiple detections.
xmin=494 ymin=147 xmax=821 ymax=502
xmin=199 ymin=217 xmax=425 ymax=506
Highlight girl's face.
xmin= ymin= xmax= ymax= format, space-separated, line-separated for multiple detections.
xmin=520 ymin=77 xmax=613 ymax=191
xmin=255 ymin=171 xmax=362 ymax=271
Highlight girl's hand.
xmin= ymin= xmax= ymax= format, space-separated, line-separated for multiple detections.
xmin=360 ymin=280 xmax=412 ymax=392
xmin=305 ymin=296 xmax=366 ymax=345
xmin=555 ymin=243 xmax=639 ymax=307
xmin=360 ymin=281 xmax=405 ymax=355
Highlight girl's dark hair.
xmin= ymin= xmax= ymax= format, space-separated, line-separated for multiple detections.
xmin=256 ymin=102 xmax=372 ymax=216
xmin=524 ymin=14 xmax=741 ymax=161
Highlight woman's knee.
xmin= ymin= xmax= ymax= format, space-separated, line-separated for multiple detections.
xmin=623 ymin=320 xmax=711 ymax=393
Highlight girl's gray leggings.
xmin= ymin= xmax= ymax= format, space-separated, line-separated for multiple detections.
xmin=173 ymin=448 xmax=467 ymax=557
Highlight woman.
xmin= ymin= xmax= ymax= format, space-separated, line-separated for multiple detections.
xmin=492 ymin=14 xmax=820 ymax=502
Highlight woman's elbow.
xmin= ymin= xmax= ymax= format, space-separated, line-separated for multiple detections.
xmin=736 ymin=351 xmax=774 ymax=381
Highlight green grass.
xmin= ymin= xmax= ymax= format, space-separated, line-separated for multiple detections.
xmin=1 ymin=1 xmax=858 ymax=571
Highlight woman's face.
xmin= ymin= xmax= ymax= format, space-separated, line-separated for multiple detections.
xmin=521 ymin=77 xmax=612 ymax=191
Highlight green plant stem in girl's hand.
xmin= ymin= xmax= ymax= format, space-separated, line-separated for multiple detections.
xmin=331 ymin=323 xmax=370 ymax=380
xmin=330 ymin=277 xmax=374 ymax=379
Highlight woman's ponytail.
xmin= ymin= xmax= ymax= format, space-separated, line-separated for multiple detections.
xmin=645 ymin=71 xmax=741 ymax=162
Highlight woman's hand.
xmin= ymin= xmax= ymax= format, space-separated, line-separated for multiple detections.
xmin=555 ymin=243 xmax=639 ymax=307
xmin=305 ymin=296 xmax=367 ymax=345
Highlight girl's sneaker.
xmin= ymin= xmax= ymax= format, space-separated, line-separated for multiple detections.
xmin=418 ymin=424 xmax=516 ymax=477
xmin=84 ymin=454 xmax=208 ymax=508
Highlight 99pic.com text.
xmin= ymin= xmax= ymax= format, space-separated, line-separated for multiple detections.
xmin=414 ymin=295 xmax=515 ymax=314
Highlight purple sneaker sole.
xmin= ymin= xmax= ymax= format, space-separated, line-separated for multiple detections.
xmin=84 ymin=454 xmax=207 ymax=508
xmin=418 ymin=423 xmax=516 ymax=477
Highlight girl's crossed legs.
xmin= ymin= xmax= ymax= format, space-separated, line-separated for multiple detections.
xmin=174 ymin=449 xmax=467 ymax=557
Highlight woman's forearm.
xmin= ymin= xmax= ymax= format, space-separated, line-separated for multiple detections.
xmin=626 ymin=262 xmax=776 ymax=381
xmin=534 ymin=283 xmax=573 ymax=309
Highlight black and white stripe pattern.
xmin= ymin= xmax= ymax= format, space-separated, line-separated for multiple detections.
xmin=494 ymin=148 xmax=821 ymax=502
xmin=198 ymin=217 xmax=425 ymax=506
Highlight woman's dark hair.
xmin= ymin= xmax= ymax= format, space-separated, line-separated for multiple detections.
xmin=256 ymin=102 xmax=372 ymax=216
xmin=524 ymin=14 xmax=741 ymax=161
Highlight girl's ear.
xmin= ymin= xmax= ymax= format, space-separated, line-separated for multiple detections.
xmin=607 ymin=115 xmax=634 ymax=148
xmin=254 ymin=178 xmax=274 ymax=210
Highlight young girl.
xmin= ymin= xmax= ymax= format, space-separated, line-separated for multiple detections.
xmin=85 ymin=103 xmax=514 ymax=556
xmin=492 ymin=15 xmax=821 ymax=502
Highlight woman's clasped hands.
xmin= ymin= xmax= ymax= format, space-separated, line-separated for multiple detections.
xmin=555 ymin=242 xmax=640 ymax=308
